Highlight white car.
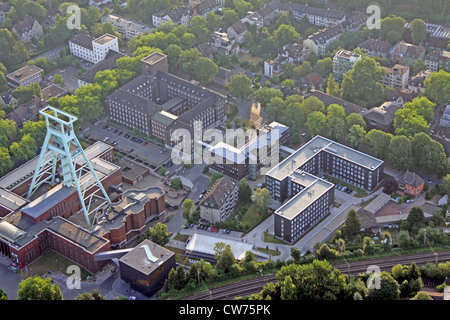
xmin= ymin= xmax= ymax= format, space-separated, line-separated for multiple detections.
xmin=102 ymin=137 xmax=109 ymax=142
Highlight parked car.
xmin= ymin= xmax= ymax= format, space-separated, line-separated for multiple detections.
xmin=195 ymin=200 xmax=200 ymax=205
xmin=226 ymin=229 xmax=231 ymax=234
xmin=189 ymin=223 xmax=194 ymax=228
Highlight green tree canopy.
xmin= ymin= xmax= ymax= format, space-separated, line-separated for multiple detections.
xmin=17 ymin=276 xmax=63 ymax=300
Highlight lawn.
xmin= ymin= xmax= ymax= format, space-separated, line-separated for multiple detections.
xmin=173 ymin=233 xmax=190 ymax=242
xmin=25 ymin=249 xmax=90 ymax=279
xmin=257 ymin=247 xmax=281 ymax=256
xmin=263 ymin=232 xmax=290 ymax=245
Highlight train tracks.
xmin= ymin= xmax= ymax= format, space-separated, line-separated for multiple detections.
xmin=180 ymin=250 xmax=450 ymax=300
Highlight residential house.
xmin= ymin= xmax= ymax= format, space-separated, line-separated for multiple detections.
xmin=196 ymin=43 xmax=214 ymax=59
xmin=0 ymin=90 xmax=17 ymax=108
xmin=214 ymin=67 xmax=234 ymax=86
xmin=199 ymin=176 xmax=238 ymax=224
xmin=278 ymin=43 xmax=309 ymax=64
xmin=381 ymin=64 xmax=410 ymax=89
xmin=407 ymin=69 xmax=431 ymax=94
xmin=390 ymin=40 xmax=426 ymax=67
xmin=256 ymin=4 xmax=276 ymax=26
xmin=387 ymin=88 xmax=420 ymax=104
xmin=305 ymin=73 xmax=323 ymax=90
xmin=264 ymin=60 xmax=283 ymax=78
xmin=0 ymin=2 xmax=10 ymax=26
xmin=192 ymin=0 xmax=222 ymax=18
xmin=12 ymin=15 xmax=43 ymax=43
xmin=210 ymin=31 xmax=239 ymax=56
xmin=439 ymin=105 xmax=450 ymax=127
xmin=241 ymin=11 xmax=264 ymax=27
xmin=101 ymin=14 xmax=153 ymax=40
xmin=397 ymin=171 xmax=424 ymax=198
xmin=332 ymin=49 xmax=362 ymax=82
xmin=363 ymin=101 xmax=402 ymax=133
xmin=227 ymin=20 xmax=248 ymax=44
xmin=152 ymin=6 xmax=192 ymax=28
xmin=357 ymin=38 xmax=392 ymax=58
xmin=424 ymin=50 xmax=450 ymax=72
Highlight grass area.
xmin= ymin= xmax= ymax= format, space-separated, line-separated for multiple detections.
xmin=25 ymin=249 xmax=90 ymax=279
xmin=240 ymin=53 xmax=263 ymax=64
xmin=257 ymin=247 xmax=281 ymax=256
xmin=173 ymin=233 xmax=190 ymax=242
xmin=263 ymin=232 xmax=290 ymax=245
xmin=164 ymin=245 xmax=189 ymax=265
xmin=334 ymin=201 xmax=342 ymax=208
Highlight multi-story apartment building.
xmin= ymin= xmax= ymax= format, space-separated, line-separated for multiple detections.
xmin=278 ymin=43 xmax=309 ymax=64
xmin=12 ymin=15 xmax=43 ymax=43
xmin=424 ymin=50 xmax=450 ymax=72
xmin=199 ymin=176 xmax=238 ymax=224
xmin=227 ymin=20 xmax=248 ymax=44
xmin=381 ymin=64 xmax=410 ymax=89
xmin=267 ymin=135 xmax=384 ymax=243
xmin=101 ymin=14 xmax=153 ymax=40
xmin=152 ymin=6 xmax=192 ymax=28
xmin=210 ymin=31 xmax=240 ymax=56
xmin=264 ymin=59 xmax=283 ymax=78
xmin=357 ymin=38 xmax=392 ymax=58
xmin=270 ymin=1 xmax=346 ymax=27
xmin=407 ymin=69 xmax=431 ymax=94
xmin=192 ymin=0 xmax=222 ymax=18
xmin=6 ymin=65 xmax=43 ymax=88
xmin=69 ymin=33 xmax=119 ymax=64
xmin=390 ymin=40 xmax=426 ymax=67
xmin=332 ymin=50 xmax=361 ymax=82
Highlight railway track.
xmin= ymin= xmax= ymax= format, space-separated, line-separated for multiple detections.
xmin=181 ymin=250 xmax=450 ymax=300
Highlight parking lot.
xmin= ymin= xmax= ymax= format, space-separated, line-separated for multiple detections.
xmin=86 ymin=123 xmax=171 ymax=166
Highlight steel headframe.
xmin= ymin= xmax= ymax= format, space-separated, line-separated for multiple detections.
xmin=27 ymin=106 xmax=111 ymax=228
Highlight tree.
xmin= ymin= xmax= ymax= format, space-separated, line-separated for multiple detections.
xmin=379 ymin=16 xmax=405 ymax=44
xmin=280 ymin=276 xmax=297 ymax=300
xmin=225 ymin=74 xmax=253 ymax=100
xmin=347 ymin=124 xmax=366 ymax=148
xmin=182 ymin=199 xmax=194 ymax=222
xmin=265 ymin=97 xmax=285 ymax=122
xmin=238 ymin=179 xmax=252 ymax=202
xmin=317 ymin=57 xmax=333 ymax=77
xmin=252 ymin=188 xmax=272 ymax=214
xmin=327 ymin=117 xmax=347 ymax=141
xmin=170 ymin=177 xmax=182 ymax=190
xmin=325 ymin=74 xmax=340 ymax=97
xmin=209 ymin=172 xmax=223 ymax=185
xmin=168 ymin=265 xmax=187 ymax=290
xmin=0 ymin=147 xmax=13 ymax=176
xmin=10 ymin=134 xmax=37 ymax=161
xmin=75 ymin=290 xmax=105 ymax=300
xmin=272 ymin=24 xmax=299 ymax=49
xmin=341 ymin=56 xmax=386 ymax=108
xmin=53 ymin=74 xmax=65 ymax=86
xmin=216 ymin=244 xmax=235 ymax=273
xmin=366 ymin=129 xmax=393 ymax=159
xmin=316 ymin=243 xmax=336 ymax=260
xmin=0 ymin=288 xmax=7 ymax=300
xmin=306 ymin=111 xmax=326 ymax=137
xmin=0 ymin=118 xmax=17 ymax=148
xmin=17 ymin=276 xmax=63 ymax=300
xmin=424 ymin=70 xmax=450 ymax=105
xmin=281 ymin=79 xmax=295 ymax=89
xmin=206 ymin=12 xmax=221 ymax=31
xmin=192 ymin=57 xmax=218 ymax=84
xmin=222 ymin=8 xmax=239 ymax=25
xmin=342 ymin=209 xmax=361 ymax=240
xmin=254 ymin=87 xmax=283 ymax=107
xmin=290 ymin=247 xmax=301 ymax=262
xmin=164 ymin=44 xmax=182 ymax=68
xmin=387 ymin=135 xmax=413 ymax=171
xmin=326 ymin=104 xmax=346 ymax=120
xmin=410 ymin=19 xmax=427 ymax=44
xmin=406 ymin=206 xmax=426 ymax=234
xmin=345 ymin=113 xmax=366 ymax=129
xmin=411 ymin=59 xmax=427 ymax=76
xmin=293 ymin=61 xmax=312 ymax=78
xmin=397 ymin=230 xmax=415 ymax=250
xmin=366 ymin=272 xmax=400 ymax=300
xmin=411 ymin=291 xmax=433 ymax=300
xmin=393 ymin=108 xmax=429 ymax=137
xmin=148 ymin=222 xmax=170 ymax=246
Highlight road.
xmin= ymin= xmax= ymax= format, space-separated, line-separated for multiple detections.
xmin=182 ymin=249 xmax=450 ymax=300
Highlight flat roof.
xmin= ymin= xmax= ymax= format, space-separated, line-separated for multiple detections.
xmin=151 ymin=110 xmax=178 ymax=126
xmin=266 ymin=135 xmax=384 ymax=181
xmin=141 ymin=52 xmax=167 ymax=65
xmin=0 ymin=221 xmax=26 ymax=243
xmin=46 ymin=217 xmax=109 ymax=253
xmin=275 ymin=177 xmax=334 ymax=220
xmin=93 ymin=34 xmax=116 ymax=45
xmin=185 ymin=233 xmax=268 ymax=261
xmin=119 ymin=239 xmax=174 ymax=275
xmin=0 ymin=188 xmax=27 ymax=212
xmin=7 ymin=65 xmax=43 ymax=82
xmin=161 ymin=96 xmax=185 ymax=111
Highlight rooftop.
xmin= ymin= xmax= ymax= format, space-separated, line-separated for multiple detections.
xmin=266 ymin=135 xmax=384 ymax=181
xmin=141 ymin=52 xmax=167 ymax=65
xmin=93 ymin=34 xmax=116 ymax=45
xmin=119 ymin=239 xmax=174 ymax=275
xmin=6 ymin=65 xmax=43 ymax=82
